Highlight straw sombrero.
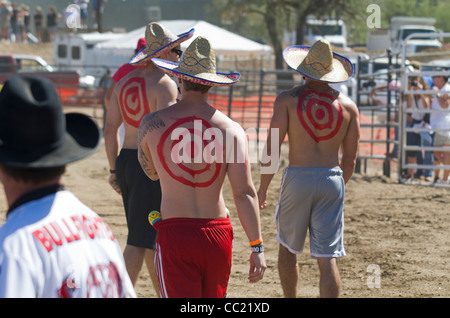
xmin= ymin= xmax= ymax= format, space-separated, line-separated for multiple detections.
xmin=151 ymin=36 xmax=240 ymax=86
xmin=130 ymin=22 xmax=194 ymax=65
xmin=283 ymin=39 xmax=354 ymax=83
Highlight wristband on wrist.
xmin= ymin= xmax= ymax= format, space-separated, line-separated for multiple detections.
xmin=250 ymin=238 xmax=263 ymax=247
xmin=250 ymin=238 xmax=263 ymax=253
xmin=251 ymin=243 xmax=264 ymax=253
xmin=110 ymin=169 xmax=116 ymax=174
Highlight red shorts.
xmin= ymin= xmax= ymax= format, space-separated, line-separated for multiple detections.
xmin=154 ymin=218 xmax=233 ymax=298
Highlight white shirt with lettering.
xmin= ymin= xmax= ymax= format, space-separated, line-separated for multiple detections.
xmin=0 ymin=189 xmax=136 ymax=298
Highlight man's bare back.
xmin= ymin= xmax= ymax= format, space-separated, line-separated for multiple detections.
xmin=139 ymin=98 xmax=249 ymax=220
xmin=267 ymin=80 xmax=360 ymax=184
xmin=109 ymin=65 xmax=178 ymax=149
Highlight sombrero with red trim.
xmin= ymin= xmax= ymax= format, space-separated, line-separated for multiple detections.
xmin=283 ymin=39 xmax=354 ymax=83
xmin=130 ymin=22 xmax=194 ymax=65
xmin=152 ymin=36 xmax=240 ymax=87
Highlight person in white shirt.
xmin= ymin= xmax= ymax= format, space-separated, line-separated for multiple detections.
xmin=430 ymin=71 xmax=450 ymax=184
xmin=0 ymin=76 xmax=136 ymax=298
xmin=404 ymin=75 xmax=431 ymax=183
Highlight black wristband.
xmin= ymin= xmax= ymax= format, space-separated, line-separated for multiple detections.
xmin=110 ymin=169 xmax=116 ymax=174
xmin=251 ymin=243 xmax=264 ymax=253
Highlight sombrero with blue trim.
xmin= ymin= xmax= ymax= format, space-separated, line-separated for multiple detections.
xmin=151 ymin=36 xmax=240 ymax=87
xmin=283 ymin=39 xmax=354 ymax=83
xmin=130 ymin=22 xmax=194 ymax=65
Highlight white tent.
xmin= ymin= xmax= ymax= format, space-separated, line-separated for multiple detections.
xmin=92 ymin=20 xmax=273 ymax=73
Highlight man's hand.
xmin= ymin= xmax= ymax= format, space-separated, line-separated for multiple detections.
xmin=109 ymin=172 xmax=121 ymax=195
xmin=257 ymin=188 xmax=267 ymax=210
xmin=248 ymin=252 xmax=266 ymax=283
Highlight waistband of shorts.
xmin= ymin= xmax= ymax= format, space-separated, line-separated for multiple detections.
xmin=156 ymin=217 xmax=231 ymax=230
xmin=285 ymin=166 xmax=342 ymax=176
xmin=119 ymin=148 xmax=138 ymax=155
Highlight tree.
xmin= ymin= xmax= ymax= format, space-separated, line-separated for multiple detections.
xmin=211 ymin=0 xmax=366 ymax=70
xmin=285 ymin=0 xmax=367 ymax=45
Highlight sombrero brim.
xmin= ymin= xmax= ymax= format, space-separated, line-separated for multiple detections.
xmin=152 ymin=58 xmax=240 ymax=87
xmin=283 ymin=45 xmax=354 ymax=83
xmin=130 ymin=28 xmax=195 ymax=65
xmin=0 ymin=113 xmax=101 ymax=168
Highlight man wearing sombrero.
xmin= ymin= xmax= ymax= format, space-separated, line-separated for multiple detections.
xmin=137 ymin=36 xmax=266 ymax=298
xmin=104 ymin=22 xmax=194 ymax=295
xmin=258 ymin=39 xmax=360 ymax=298
xmin=0 ymin=76 xmax=135 ymax=297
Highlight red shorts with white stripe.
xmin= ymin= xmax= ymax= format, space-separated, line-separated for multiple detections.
xmin=154 ymin=217 xmax=233 ymax=298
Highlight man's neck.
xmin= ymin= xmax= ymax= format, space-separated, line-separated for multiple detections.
xmin=181 ymin=90 xmax=209 ymax=102
xmin=3 ymin=178 xmax=62 ymax=208
xmin=303 ymin=79 xmax=332 ymax=92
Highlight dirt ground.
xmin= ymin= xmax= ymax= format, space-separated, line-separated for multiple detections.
xmin=1 ymin=138 xmax=448 ymax=298
xmin=1 ymin=42 xmax=449 ymax=299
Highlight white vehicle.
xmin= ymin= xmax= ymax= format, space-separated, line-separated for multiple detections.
xmin=53 ymin=32 xmax=125 ymax=80
xmin=391 ymin=17 xmax=442 ymax=55
xmin=304 ymin=17 xmax=347 ymax=48
xmin=367 ymin=16 xmax=442 ymax=55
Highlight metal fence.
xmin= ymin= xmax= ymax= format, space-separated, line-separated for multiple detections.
xmin=355 ymin=50 xmax=402 ymax=177
xmin=12 ymin=39 xmax=445 ymax=186
xmin=398 ymin=33 xmax=450 ymax=187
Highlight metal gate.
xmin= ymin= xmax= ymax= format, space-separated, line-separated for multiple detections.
xmin=398 ymin=32 xmax=450 ymax=187
xmin=355 ymin=50 xmax=402 ymax=177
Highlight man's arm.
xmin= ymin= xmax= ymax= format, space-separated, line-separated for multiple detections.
xmin=227 ymin=127 xmax=266 ymax=283
xmin=138 ymin=113 xmax=165 ymax=181
xmin=104 ymin=87 xmax=124 ymax=194
xmin=340 ymin=102 xmax=360 ymax=184
xmin=258 ymin=93 xmax=288 ymax=209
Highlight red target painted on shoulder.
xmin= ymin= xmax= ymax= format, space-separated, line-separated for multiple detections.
xmin=119 ymin=77 xmax=150 ymax=128
xmin=157 ymin=116 xmax=223 ymax=188
xmin=297 ymin=89 xmax=343 ymax=143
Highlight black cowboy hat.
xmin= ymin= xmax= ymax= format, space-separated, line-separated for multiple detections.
xmin=0 ymin=76 xmax=101 ymax=168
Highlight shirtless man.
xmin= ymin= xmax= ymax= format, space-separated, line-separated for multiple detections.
xmin=138 ymin=36 xmax=266 ymax=298
xmin=104 ymin=22 xmax=193 ymax=294
xmin=258 ymin=39 xmax=360 ymax=298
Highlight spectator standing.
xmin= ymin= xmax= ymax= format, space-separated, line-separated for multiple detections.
xmin=13 ymin=3 xmax=24 ymax=42
xmin=46 ymin=5 xmax=60 ymax=42
xmin=430 ymin=70 xmax=450 ymax=184
xmin=9 ymin=2 xmax=16 ymax=41
xmin=77 ymin=0 xmax=89 ymax=29
xmin=22 ymin=4 xmax=30 ymax=41
xmin=404 ymin=74 xmax=431 ymax=183
xmin=0 ymin=0 xmax=11 ymax=41
xmin=33 ymin=6 xmax=43 ymax=42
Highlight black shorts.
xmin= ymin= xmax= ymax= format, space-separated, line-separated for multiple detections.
xmin=116 ymin=149 xmax=160 ymax=250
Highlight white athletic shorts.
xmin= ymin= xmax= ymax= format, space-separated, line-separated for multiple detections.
xmin=275 ymin=166 xmax=346 ymax=258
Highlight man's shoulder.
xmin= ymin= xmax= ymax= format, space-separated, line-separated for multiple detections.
xmin=278 ymin=85 xmax=304 ymax=98
xmin=139 ymin=108 xmax=167 ymax=132
xmin=337 ymin=92 xmax=358 ymax=114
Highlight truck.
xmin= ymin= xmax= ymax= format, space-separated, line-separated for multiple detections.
xmin=0 ymin=54 xmax=100 ymax=106
xmin=367 ymin=16 xmax=442 ymax=55
xmin=304 ymin=17 xmax=348 ymax=48
xmin=53 ymin=32 xmax=126 ymax=81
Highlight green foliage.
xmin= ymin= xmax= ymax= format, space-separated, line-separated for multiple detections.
xmin=208 ymin=0 xmax=450 ymax=46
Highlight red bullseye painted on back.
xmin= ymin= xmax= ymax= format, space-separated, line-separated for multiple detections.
xmin=157 ymin=116 xmax=223 ymax=188
xmin=297 ymin=89 xmax=343 ymax=143
xmin=119 ymin=77 xmax=150 ymax=128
